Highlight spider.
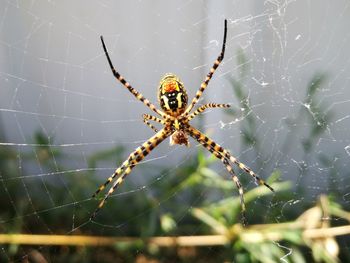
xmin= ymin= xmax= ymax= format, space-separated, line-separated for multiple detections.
xmin=91 ymin=19 xmax=274 ymax=225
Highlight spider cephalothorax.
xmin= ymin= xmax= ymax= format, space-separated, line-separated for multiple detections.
xmin=158 ymin=73 xmax=188 ymax=117
xmin=93 ymin=19 xmax=274 ymax=225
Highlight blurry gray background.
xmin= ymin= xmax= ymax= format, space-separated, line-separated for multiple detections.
xmin=1 ymin=1 xmax=350 ymax=203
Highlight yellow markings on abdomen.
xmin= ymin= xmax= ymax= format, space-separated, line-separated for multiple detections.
xmin=161 ymin=95 xmax=170 ymax=110
xmin=176 ymin=93 xmax=183 ymax=108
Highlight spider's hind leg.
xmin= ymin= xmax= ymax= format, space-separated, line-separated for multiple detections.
xmin=91 ymin=159 xmax=130 ymax=199
xmin=209 ymin=149 xmax=247 ymax=225
xmin=90 ymin=163 xmax=135 ymax=220
xmin=186 ymin=125 xmax=274 ymax=225
xmin=186 ymin=126 xmax=247 ymax=225
xmin=227 ymin=155 xmax=274 ymax=192
xmin=90 ymin=127 xmax=171 ymax=220
xmin=187 ymin=126 xmax=274 ymax=192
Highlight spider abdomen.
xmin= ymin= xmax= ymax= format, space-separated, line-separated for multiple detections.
xmin=162 ymin=91 xmax=184 ymax=110
xmin=158 ymin=73 xmax=188 ymax=116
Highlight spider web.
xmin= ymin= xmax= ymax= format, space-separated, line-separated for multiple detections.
xmin=1 ymin=0 xmax=350 ymax=261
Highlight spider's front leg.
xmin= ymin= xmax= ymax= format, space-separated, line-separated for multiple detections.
xmin=90 ymin=127 xmax=171 ymax=220
xmin=184 ymin=19 xmax=227 ymax=115
xmin=100 ymin=36 xmax=166 ymax=118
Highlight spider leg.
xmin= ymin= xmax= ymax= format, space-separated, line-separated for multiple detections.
xmin=100 ymin=36 xmax=166 ymax=118
xmin=187 ymin=125 xmax=274 ymax=190
xmin=142 ymin=114 xmax=165 ymax=133
xmin=91 ymin=158 xmax=131 ymax=198
xmin=90 ymin=127 xmax=171 ymax=220
xmin=143 ymin=119 xmax=158 ymax=133
xmin=90 ymin=164 xmax=135 ymax=220
xmin=184 ymin=19 xmax=227 ymax=116
xmin=188 ymin=103 xmax=230 ymax=121
xmin=199 ymin=140 xmax=247 ymax=225
xmin=91 ymin=131 xmax=166 ymax=198
xmin=186 ymin=126 xmax=247 ymax=225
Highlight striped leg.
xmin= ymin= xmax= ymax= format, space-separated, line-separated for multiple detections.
xmin=100 ymin=36 xmax=166 ymax=118
xmin=186 ymin=125 xmax=274 ymax=191
xmin=91 ymin=158 xmax=131 ymax=199
xmin=90 ymin=164 xmax=135 ymax=220
xmin=188 ymin=103 xmax=230 ymax=121
xmin=194 ymin=138 xmax=247 ymax=225
xmin=184 ymin=19 xmax=227 ymax=116
xmin=142 ymin=114 xmax=165 ymax=133
xmin=91 ymin=127 xmax=169 ymax=198
xmin=90 ymin=127 xmax=171 ymax=220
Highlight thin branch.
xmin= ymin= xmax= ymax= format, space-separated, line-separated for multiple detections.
xmin=0 ymin=225 xmax=349 ymax=247
xmin=0 ymin=234 xmax=228 ymax=247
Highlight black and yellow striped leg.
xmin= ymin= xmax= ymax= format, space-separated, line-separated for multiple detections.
xmin=143 ymin=119 xmax=158 ymax=133
xmin=184 ymin=19 xmax=227 ymax=115
xmin=92 ymin=127 xmax=169 ymax=198
xmin=91 ymin=158 xmax=130 ymax=199
xmin=196 ymin=139 xmax=247 ymax=225
xmin=90 ymin=127 xmax=171 ymax=220
xmin=90 ymin=163 xmax=136 ymax=220
xmin=222 ymin=151 xmax=275 ymax=192
xmin=100 ymin=36 xmax=166 ymax=118
xmin=188 ymin=103 xmax=230 ymax=121
xmin=142 ymin=114 xmax=165 ymax=133
xmin=187 ymin=125 xmax=274 ymax=188
xmin=186 ymin=126 xmax=246 ymax=224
